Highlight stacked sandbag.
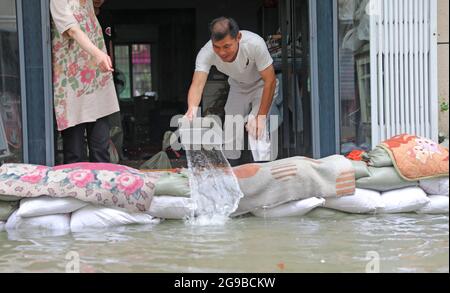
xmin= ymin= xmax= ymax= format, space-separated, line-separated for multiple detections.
xmin=154 ymin=170 xmax=191 ymax=197
xmin=147 ymin=196 xmax=195 ymax=220
xmin=146 ymin=170 xmax=195 ymax=220
xmin=379 ymin=187 xmax=430 ymax=214
xmin=4 ymin=196 xmax=84 ymax=232
xmin=70 ymin=205 xmax=160 ymax=232
xmin=419 ymin=177 xmax=449 ymax=197
xmin=306 ymin=208 xmax=349 ymax=219
xmin=416 ymin=196 xmax=449 ymax=214
xmin=2 ymin=196 xmax=85 ymax=233
xmin=349 ymin=140 xmax=449 ymax=215
xmin=0 ymin=200 xmax=18 ymax=222
xmin=324 ymin=189 xmax=384 ymax=214
xmin=1 ymin=195 xmax=20 ymax=231
xmin=251 ymin=197 xmax=325 ymax=218
xmin=355 ymin=147 xmax=419 ymax=192
xmin=6 ymin=210 xmax=71 ymax=232
xmin=17 ymin=196 xmax=88 ymax=218
xmin=417 ymin=177 xmax=449 ymax=214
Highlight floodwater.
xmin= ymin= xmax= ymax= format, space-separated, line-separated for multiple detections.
xmin=0 ymin=212 xmax=448 ymax=273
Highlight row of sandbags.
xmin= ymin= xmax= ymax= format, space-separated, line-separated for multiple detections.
xmin=150 ymin=170 xmax=449 ymax=216
xmin=0 ymin=169 xmax=191 ymax=232
xmin=1 ymin=183 xmax=448 ymax=234
xmin=0 ymin=195 xmax=179 ymax=233
xmin=1 ymin=169 xmax=448 ymax=232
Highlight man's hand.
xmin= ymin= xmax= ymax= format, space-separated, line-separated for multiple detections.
xmin=246 ymin=115 xmax=267 ymax=140
xmin=184 ymin=106 xmax=199 ymax=121
xmin=94 ymin=50 xmax=114 ymax=73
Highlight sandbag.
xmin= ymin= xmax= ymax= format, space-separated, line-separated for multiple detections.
xmin=147 ymin=196 xmax=195 ymax=220
xmin=356 ymin=166 xmax=418 ymax=192
xmin=154 ymin=171 xmax=190 ymax=197
xmin=365 ymin=146 xmax=393 ymax=167
xmin=419 ymin=178 xmax=449 ymax=196
xmin=252 ymin=197 xmax=325 ymax=218
xmin=416 ymin=196 xmax=449 ymax=214
xmin=70 ymin=205 xmax=160 ymax=232
xmin=0 ymin=195 xmax=20 ymax=202
xmin=17 ymin=196 xmax=88 ymax=218
xmin=0 ymin=201 xmax=18 ymax=221
xmin=5 ymin=210 xmax=71 ymax=231
xmin=379 ymin=187 xmax=430 ymax=214
xmin=306 ymin=208 xmax=349 ymax=219
xmin=350 ymin=160 xmax=371 ymax=179
xmin=324 ymin=189 xmax=384 ymax=214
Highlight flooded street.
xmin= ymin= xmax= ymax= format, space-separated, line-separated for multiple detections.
xmin=0 ymin=213 xmax=448 ymax=273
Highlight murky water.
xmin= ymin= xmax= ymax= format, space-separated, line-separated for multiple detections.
xmin=0 ymin=213 xmax=448 ymax=273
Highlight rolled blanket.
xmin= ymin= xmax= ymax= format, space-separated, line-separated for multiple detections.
xmin=379 ymin=134 xmax=449 ymax=181
xmin=233 ymin=155 xmax=355 ymax=215
xmin=0 ymin=163 xmax=160 ymax=213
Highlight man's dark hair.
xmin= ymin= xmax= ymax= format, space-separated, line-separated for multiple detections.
xmin=209 ymin=17 xmax=240 ymax=41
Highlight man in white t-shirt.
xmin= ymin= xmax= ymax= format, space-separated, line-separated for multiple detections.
xmin=185 ymin=17 xmax=278 ymax=165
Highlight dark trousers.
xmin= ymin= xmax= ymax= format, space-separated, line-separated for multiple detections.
xmin=62 ymin=116 xmax=110 ymax=164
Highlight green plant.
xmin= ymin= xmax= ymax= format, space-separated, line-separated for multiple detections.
xmin=440 ymin=99 xmax=449 ymax=112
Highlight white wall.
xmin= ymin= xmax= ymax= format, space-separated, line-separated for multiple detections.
xmin=438 ymin=0 xmax=449 ymax=138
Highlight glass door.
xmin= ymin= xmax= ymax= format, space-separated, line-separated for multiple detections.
xmin=0 ymin=0 xmax=23 ymax=163
xmin=260 ymin=0 xmax=312 ymax=159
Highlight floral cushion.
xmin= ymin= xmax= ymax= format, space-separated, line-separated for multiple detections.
xmin=0 ymin=163 xmax=160 ymax=213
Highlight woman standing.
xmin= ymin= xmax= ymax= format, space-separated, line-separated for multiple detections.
xmin=50 ymin=0 xmax=120 ymax=164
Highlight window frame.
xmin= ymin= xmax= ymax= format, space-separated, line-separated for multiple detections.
xmin=113 ymin=42 xmax=153 ymax=100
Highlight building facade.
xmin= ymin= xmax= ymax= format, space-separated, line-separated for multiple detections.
xmin=0 ymin=0 xmax=444 ymax=165
xmin=438 ymin=0 xmax=449 ymax=139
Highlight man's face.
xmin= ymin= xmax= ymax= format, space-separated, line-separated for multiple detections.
xmin=93 ymin=0 xmax=105 ymax=8
xmin=212 ymin=33 xmax=241 ymax=63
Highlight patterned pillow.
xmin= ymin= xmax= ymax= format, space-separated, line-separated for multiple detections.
xmin=0 ymin=163 xmax=159 ymax=213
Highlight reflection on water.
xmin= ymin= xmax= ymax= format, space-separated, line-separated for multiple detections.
xmin=0 ymin=214 xmax=448 ymax=273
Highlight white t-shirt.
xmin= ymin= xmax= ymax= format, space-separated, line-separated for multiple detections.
xmin=195 ymin=30 xmax=273 ymax=88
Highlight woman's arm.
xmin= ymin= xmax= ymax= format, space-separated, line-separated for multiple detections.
xmin=65 ymin=26 xmax=113 ymax=73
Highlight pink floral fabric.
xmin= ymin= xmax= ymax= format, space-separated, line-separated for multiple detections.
xmin=51 ymin=0 xmax=119 ymax=130
xmin=0 ymin=163 xmax=160 ymax=213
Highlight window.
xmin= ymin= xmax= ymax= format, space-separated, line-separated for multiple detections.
xmin=113 ymin=44 xmax=152 ymax=100
xmin=337 ymin=0 xmax=371 ymax=154
xmin=0 ymin=0 xmax=23 ymax=163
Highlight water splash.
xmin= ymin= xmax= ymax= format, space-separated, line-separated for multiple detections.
xmin=185 ymin=148 xmax=244 ymax=226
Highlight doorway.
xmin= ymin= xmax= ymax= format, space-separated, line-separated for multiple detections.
xmin=53 ymin=0 xmax=313 ymax=168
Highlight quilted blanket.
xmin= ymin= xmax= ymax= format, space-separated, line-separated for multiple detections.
xmin=380 ymin=134 xmax=449 ymax=181
xmin=0 ymin=163 xmax=160 ymax=213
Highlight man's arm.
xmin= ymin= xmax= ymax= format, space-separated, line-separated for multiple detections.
xmin=247 ymin=65 xmax=277 ymax=139
xmin=185 ymin=71 xmax=209 ymax=120
xmin=257 ymin=65 xmax=277 ymax=117
xmin=65 ymin=26 xmax=113 ymax=73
